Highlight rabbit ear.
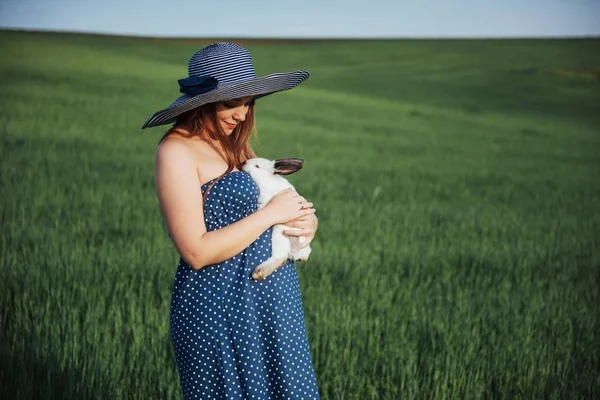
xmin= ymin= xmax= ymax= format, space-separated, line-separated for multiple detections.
xmin=274 ymin=158 xmax=304 ymax=175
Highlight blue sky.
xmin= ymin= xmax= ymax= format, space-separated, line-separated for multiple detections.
xmin=1 ymin=0 xmax=599 ymax=38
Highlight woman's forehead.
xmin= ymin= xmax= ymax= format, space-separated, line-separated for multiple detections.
xmin=228 ymin=96 xmax=254 ymax=102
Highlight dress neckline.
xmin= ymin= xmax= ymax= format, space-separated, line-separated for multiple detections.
xmin=201 ymin=170 xmax=246 ymax=190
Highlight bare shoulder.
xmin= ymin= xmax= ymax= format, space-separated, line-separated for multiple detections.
xmin=156 ymin=135 xmax=195 ymax=164
xmin=155 ymin=134 xmax=228 ymax=185
xmin=156 ymin=135 xmax=218 ymax=168
xmin=154 ymin=136 xmax=201 ymax=188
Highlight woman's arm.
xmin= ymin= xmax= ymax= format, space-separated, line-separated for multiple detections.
xmin=154 ymin=139 xmax=314 ymax=270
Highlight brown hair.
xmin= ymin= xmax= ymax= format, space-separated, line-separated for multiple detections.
xmin=159 ymin=102 xmax=259 ymax=199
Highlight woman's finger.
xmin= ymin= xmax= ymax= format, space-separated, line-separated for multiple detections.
xmin=285 ymin=220 xmax=315 ymax=236
xmin=284 ymin=229 xmax=303 ymax=237
xmin=284 ymin=212 xmax=317 ymax=227
xmin=292 ymin=218 xmax=313 ymax=229
xmin=302 ymin=208 xmax=316 ymax=216
xmin=285 ymin=228 xmax=310 ymax=237
xmin=296 ymin=233 xmax=315 ymax=249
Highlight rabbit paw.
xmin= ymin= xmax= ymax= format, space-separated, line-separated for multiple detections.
xmin=252 ymin=257 xmax=287 ymax=280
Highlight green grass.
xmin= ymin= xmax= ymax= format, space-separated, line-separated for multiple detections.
xmin=1 ymin=30 xmax=599 ymax=399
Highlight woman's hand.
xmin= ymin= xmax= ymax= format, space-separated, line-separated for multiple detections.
xmin=263 ymin=188 xmax=315 ymax=226
xmin=283 ymin=205 xmax=318 ymax=250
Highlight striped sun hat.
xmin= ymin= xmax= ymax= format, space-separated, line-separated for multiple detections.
xmin=141 ymin=42 xmax=309 ymax=129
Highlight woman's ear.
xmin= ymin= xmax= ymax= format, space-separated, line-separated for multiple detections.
xmin=274 ymin=158 xmax=304 ymax=175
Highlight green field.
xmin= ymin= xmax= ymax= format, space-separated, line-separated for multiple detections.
xmin=1 ymin=30 xmax=599 ymax=399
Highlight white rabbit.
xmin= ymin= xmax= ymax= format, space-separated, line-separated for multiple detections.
xmin=242 ymin=157 xmax=312 ymax=280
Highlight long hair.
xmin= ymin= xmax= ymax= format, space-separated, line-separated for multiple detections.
xmin=159 ymin=102 xmax=259 ymax=199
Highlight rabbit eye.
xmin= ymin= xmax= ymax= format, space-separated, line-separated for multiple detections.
xmin=255 ymin=165 xmax=259 ymax=168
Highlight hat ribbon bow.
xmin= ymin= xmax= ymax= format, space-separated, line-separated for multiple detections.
xmin=178 ymin=76 xmax=219 ymax=96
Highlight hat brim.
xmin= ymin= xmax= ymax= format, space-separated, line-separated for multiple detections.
xmin=141 ymin=70 xmax=309 ymax=129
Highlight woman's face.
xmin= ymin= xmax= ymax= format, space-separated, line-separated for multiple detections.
xmin=215 ymin=96 xmax=255 ymax=135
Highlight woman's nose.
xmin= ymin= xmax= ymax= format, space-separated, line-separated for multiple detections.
xmin=233 ymin=106 xmax=247 ymax=122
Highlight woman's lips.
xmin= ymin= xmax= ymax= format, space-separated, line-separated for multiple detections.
xmin=225 ymin=122 xmax=236 ymax=129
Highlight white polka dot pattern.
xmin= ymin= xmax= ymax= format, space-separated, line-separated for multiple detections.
xmin=169 ymin=171 xmax=320 ymax=399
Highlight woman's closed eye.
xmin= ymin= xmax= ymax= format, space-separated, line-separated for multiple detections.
xmin=223 ymin=98 xmax=255 ymax=108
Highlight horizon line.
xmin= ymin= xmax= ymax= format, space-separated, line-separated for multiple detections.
xmin=2 ymin=27 xmax=599 ymax=41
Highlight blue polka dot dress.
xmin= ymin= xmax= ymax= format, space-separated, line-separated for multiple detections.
xmin=169 ymin=171 xmax=320 ymax=399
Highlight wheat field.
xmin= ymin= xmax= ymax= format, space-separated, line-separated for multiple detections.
xmin=1 ymin=31 xmax=599 ymax=399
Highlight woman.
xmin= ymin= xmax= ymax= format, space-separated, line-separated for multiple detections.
xmin=142 ymin=42 xmax=320 ymax=399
